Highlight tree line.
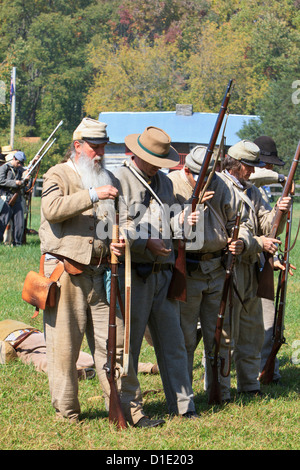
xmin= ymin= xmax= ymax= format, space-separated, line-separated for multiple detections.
xmin=0 ymin=0 xmax=299 ymax=172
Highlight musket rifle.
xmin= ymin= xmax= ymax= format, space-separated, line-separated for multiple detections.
xmin=208 ymin=199 xmax=243 ymax=405
xmin=259 ymin=198 xmax=294 ymax=384
xmin=8 ymin=120 xmax=63 ymax=207
xmin=104 ymin=196 xmax=127 ymax=429
xmin=26 ymin=120 xmax=63 ymax=172
xmin=168 ymin=79 xmax=234 ymax=302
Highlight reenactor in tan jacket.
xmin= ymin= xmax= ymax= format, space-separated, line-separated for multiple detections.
xmin=251 ymin=136 xmax=295 ymax=384
xmin=39 ymin=118 xmax=164 ymax=428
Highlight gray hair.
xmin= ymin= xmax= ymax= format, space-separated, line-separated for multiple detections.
xmin=223 ymin=155 xmax=243 ymax=172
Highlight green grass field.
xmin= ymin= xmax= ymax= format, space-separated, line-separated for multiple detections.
xmin=0 ymin=198 xmax=299 ymax=451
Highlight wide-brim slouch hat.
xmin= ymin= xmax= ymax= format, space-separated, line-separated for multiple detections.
xmin=0 ymin=341 xmax=17 ymax=364
xmin=125 ymin=126 xmax=180 ymax=168
xmin=73 ymin=117 xmax=109 ymax=144
xmin=254 ymin=136 xmax=285 ymax=166
xmin=1 ymin=145 xmax=13 ymax=155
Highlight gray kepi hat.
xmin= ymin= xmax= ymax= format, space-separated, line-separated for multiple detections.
xmin=185 ymin=145 xmax=217 ymax=174
xmin=73 ymin=117 xmax=109 ymax=144
xmin=227 ymin=140 xmax=264 ymax=167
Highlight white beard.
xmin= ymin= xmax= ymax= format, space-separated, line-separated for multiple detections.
xmin=74 ymin=152 xmax=112 ymax=189
xmin=71 ymin=151 xmax=114 ymax=218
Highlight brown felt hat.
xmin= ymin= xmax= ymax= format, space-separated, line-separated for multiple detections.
xmin=254 ymin=136 xmax=285 ymax=166
xmin=125 ymin=126 xmax=179 ymax=168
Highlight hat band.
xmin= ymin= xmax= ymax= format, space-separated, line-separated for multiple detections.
xmin=137 ymin=135 xmax=169 ymax=158
xmin=82 ymin=136 xmax=109 ymax=143
xmin=241 ymin=158 xmax=260 ymax=165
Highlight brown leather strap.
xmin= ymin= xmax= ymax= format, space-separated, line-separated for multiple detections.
xmin=11 ymin=329 xmax=39 ymax=349
xmin=39 ymin=254 xmax=65 ymax=279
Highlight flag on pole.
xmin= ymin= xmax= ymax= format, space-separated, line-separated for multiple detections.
xmin=10 ymin=70 xmax=15 ymax=103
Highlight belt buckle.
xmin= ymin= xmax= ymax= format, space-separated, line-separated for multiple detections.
xmin=201 ymin=253 xmax=213 ymax=261
xmin=152 ymin=262 xmax=161 ymax=273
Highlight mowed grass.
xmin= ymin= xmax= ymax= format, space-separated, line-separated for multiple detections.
xmin=0 ymin=198 xmax=299 ymax=451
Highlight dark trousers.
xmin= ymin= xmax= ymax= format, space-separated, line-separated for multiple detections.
xmin=0 ymin=201 xmax=12 ymax=242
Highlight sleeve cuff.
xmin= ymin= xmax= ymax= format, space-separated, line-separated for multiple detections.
xmin=89 ymin=187 xmax=99 ymax=203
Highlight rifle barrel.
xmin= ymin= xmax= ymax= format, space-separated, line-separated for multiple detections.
xmin=208 ymin=200 xmax=243 ymax=404
xmin=25 ymin=138 xmax=57 ymax=178
xmin=168 ymin=79 xmax=233 ymax=302
xmin=105 ymin=196 xmax=127 ymax=429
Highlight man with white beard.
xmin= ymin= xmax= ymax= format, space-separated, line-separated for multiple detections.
xmin=39 ymin=118 xmax=164 ymax=428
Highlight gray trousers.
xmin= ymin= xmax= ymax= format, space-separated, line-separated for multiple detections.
xmin=260 ymin=298 xmax=281 ymax=381
xmin=44 ymin=259 xmax=145 ymax=424
xmin=119 ymin=266 xmax=196 ymax=416
xmin=180 ymin=258 xmax=231 ymax=401
xmin=233 ymin=261 xmax=265 ymax=392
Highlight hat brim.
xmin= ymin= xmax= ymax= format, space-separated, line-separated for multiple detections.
xmin=125 ymin=133 xmax=179 ymax=168
xmin=82 ymin=137 xmax=110 ymax=145
xmin=241 ymin=158 xmax=265 ymax=168
xmin=259 ymin=154 xmax=285 ymax=166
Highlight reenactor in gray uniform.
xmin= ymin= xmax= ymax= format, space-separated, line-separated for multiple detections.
xmin=115 ymin=126 xmax=200 ymax=419
xmin=251 ymin=136 xmax=295 ymax=384
xmin=220 ymin=140 xmax=291 ymax=394
xmin=168 ymin=145 xmax=253 ymax=403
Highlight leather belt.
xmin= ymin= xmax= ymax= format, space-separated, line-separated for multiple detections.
xmin=52 ymin=254 xmax=109 ymax=274
xmin=186 ymin=250 xmax=223 ymax=262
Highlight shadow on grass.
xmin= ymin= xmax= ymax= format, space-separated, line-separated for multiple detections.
xmin=80 ymin=409 xmax=108 ymax=422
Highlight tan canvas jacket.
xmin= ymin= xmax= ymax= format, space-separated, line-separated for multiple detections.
xmin=168 ymin=169 xmax=254 ymax=254
xmin=219 ymin=170 xmax=287 ymax=264
xmin=39 ymin=161 xmax=119 ymax=265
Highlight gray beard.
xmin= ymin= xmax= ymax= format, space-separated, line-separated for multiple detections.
xmin=71 ymin=151 xmax=114 ymax=218
xmin=74 ymin=152 xmax=112 ymax=189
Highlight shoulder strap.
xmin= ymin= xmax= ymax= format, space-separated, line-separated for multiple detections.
xmin=122 ymin=160 xmax=166 ymax=212
xmin=39 ymin=254 xmax=64 ymax=281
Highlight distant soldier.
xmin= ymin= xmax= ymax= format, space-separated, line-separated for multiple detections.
xmin=251 ymin=136 xmax=296 ymax=383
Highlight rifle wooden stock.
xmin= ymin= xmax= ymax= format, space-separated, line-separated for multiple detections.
xmin=259 ymin=200 xmax=293 ymax=384
xmin=168 ymin=79 xmax=234 ymax=302
xmin=257 ymin=141 xmax=300 ymax=300
xmin=104 ymin=197 xmax=127 ymax=429
xmin=208 ymin=200 xmax=243 ymax=405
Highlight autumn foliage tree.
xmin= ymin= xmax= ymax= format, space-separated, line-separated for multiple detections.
xmin=0 ymin=0 xmax=300 ymax=165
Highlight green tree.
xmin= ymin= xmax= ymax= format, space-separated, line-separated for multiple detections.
xmin=0 ymin=0 xmax=120 ymax=163
xmin=85 ymin=37 xmax=188 ymax=115
xmin=238 ymin=77 xmax=300 ymax=171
